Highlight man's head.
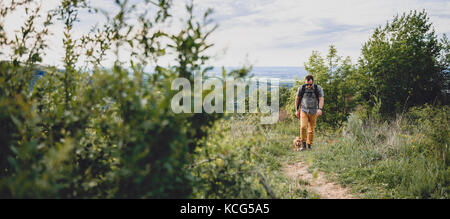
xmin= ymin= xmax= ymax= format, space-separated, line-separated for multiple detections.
xmin=305 ymin=75 xmax=314 ymax=89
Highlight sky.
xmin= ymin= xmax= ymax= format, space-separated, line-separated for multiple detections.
xmin=2 ymin=0 xmax=450 ymax=67
xmin=189 ymin=0 xmax=450 ymax=66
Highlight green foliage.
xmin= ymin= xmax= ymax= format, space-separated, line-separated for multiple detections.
xmin=0 ymin=0 xmax=243 ymax=198
xmin=278 ymin=85 xmax=290 ymax=108
xmin=1 ymin=1 xmax=448 ymax=200
xmin=309 ymin=107 xmax=449 ymax=199
xmin=359 ymin=10 xmax=449 ymax=117
xmin=286 ymin=79 xmax=303 ymax=119
xmin=189 ymin=114 xmax=317 ymax=199
xmin=404 ymin=104 xmax=450 ymax=165
xmin=286 ymin=45 xmax=358 ymax=128
xmin=190 ymin=115 xmax=274 ymax=198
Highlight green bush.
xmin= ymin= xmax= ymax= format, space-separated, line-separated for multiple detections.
xmin=190 ymin=115 xmax=272 ymax=198
xmin=405 ymin=104 xmax=450 ymax=165
xmin=190 ymin=114 xmax=318 ymax=199
xmin=285 ymin=46 xmax=359 ymax=129
xmin=310 ymin=107 xmax=449 ymax=199
xmin=358 ymin=10 xmax=449 ymax=117
xmin=0 ymin=0 xmax=243 ymax=198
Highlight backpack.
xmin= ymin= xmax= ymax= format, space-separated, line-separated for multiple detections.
xmin=296 ymin=84 xmax=320 ymax=111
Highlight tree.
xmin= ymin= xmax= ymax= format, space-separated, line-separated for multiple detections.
xmin=359 ymin=10 xmax=449 ymax=117
xmin=290 ymin=45 xmax=358 ymax=128
xmin=0 ymin=0 xmax=250 ymax=198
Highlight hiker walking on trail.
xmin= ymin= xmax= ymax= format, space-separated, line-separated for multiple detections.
xmin=295 ymin=75 xmax=324 ymax=151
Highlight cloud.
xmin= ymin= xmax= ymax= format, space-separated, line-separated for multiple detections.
xmin=304 ymin=19 xmax=367 ymax=36
xmin=2 ymin=0 xmax=449 ymax=67
xmin=196 ymin=0 xmax=450 ymax=66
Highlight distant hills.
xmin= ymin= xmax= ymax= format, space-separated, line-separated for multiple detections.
xmin=2 ymin=61 xmax=306 ymax=89
xmin=210 ymin=66 xmax=307 ymax=80
xmin=210 ymin=66 xmax=307 ymax=88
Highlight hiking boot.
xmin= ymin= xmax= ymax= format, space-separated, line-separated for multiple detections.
xmin=307 ymin=144 xmax=312 ymax=149
xmin=300 ymin=142 xmax=307 ymax=151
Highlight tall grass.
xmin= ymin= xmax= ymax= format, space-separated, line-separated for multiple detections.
xmin=192 ymin=104 xmax=449 ymax=199
xmin=310 ymin=105 xmax=449 ymax=198
xmin=190 ymin=114 xmax=316 ymax=199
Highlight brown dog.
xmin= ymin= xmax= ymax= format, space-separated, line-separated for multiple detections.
xmin=293 ymin=137 xmax=303 ymax=152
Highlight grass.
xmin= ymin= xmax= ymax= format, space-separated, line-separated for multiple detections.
xmin=228 ymin=106 xmax=449 ymax=199
xmin=216 ymin=115 xmax=316 ymax=198
xmin=230 ymin=115 xmax=331 ymax=199
xmin=295 ymin=113 xmax=449 ymax=199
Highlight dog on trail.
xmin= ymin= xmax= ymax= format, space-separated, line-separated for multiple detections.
xmin=293 ymin=137 xmax=303 ymax=152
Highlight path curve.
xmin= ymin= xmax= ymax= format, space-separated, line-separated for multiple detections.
xmin=283 ymin=162 xmax=357 ymax=199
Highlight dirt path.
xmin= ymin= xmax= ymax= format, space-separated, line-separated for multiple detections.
xmin=283 ymin=161 xmax=357 ymax=199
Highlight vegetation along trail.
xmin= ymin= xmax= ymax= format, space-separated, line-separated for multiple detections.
xmin=283 ymin=161 xmax=356 ymax=199
xmin=0 ymin=0 xmax=448 ymax=199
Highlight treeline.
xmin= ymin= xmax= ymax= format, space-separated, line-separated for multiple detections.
xmin=280 ymin=11 xmax=449 ymax=197
xmin=284 ymin=10 xmax=449 ymax=129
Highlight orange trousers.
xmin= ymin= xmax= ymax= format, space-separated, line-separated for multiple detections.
xmin=300 ymin=111 xmax=318 ymax=145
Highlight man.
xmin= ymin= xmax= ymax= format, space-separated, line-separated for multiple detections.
xmin=295 ymin=75 xmax=324 ymax=151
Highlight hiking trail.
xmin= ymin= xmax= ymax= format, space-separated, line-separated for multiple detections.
xmin=283 ymin=161 xmax=357 ymax=199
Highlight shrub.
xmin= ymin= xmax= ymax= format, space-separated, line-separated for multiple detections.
xmin=0 ymin=0 xmax=245 ymax=198
xmin=310 ymin=107 xmax=449 ymax=198
xmin=405 ymin=104 xmax=450 ymax=165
